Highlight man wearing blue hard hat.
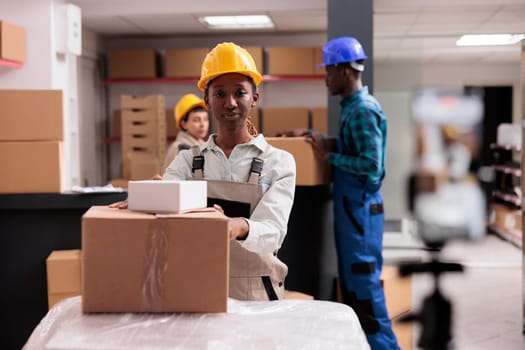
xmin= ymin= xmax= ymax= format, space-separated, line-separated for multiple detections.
xmin=307 ymin=37 xmax=400 ymax=350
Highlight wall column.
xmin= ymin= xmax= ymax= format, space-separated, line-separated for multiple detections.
xmin=327 ymin=0 xmax=373 ymax=136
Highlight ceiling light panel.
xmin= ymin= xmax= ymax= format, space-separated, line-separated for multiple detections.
xmin=456 ymin=34 xmax=525 ymax=46
xmin=199 ymin=15 xmax=274 ymax=29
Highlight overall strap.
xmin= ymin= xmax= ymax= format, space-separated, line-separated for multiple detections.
xmin=192 ymin=144 xmax=269 ymax=183
xmin=247 ymin=145 xmax=270 ymax=184
xmin=191 ymin=145 xmax=204 ymax=180
xmin=247 ymin=157 xmax=263 ymax=184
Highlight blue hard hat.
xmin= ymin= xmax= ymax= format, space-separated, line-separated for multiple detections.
xmin=320 ymin=37 xmax=367 ymax=67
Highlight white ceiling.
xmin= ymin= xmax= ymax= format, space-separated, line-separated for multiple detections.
xmin=71 ymin=0 xmax=525 ymax=64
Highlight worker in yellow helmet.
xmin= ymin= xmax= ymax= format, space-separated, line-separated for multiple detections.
xmin=164 ymin=42 xmax=297 ymax=301
xmin=161 ymin=93 xmax=209 ymax=173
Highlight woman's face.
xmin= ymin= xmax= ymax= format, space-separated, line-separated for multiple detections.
xmin=206 ymin=73 xmax=258 ymax=131
xmin=180 ymin=109 xmax=209 ymax=140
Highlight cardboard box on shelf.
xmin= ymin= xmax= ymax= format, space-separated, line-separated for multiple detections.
xmin=489 ymin=202 xmax=522 ymax=232
xmin=267 ymin=47 xmax=316 ymax=75
xmin=266 ymin=136 xmax=335 ymax=186
xmin=312 ymin=46 xmax=324 ymax=76
xmin=262 ymin=107 xmax=309 ymax=137
xmin=0 ymin=89 xmax=63 ymax=141
xmin=0 ymin=141 xmax=64 ymax=193
xmin=380 ymin=266 xmax=414 ymax=350
xmin=109 ymin=178 xmax=129 ymax=189
xmin=112 ymin=109 xmax=121 ymax=138
xmin=129 ymin=153 xmax=162 ymax=180
xmin=120 ymin=108 xmax=167 ymax=174
xmin=121 ymin=109 xmax=167 ymax=137
xmin=0 ymin=21 xmax=26 ymax=62
xmin=82 ymin=206 xmax=229 ymax=313
xmin=128 ymin=180 xmax=207 ymax=214
xmin=108 ymin=49 xmax=159 ymax=79
xmin=121 ymin=133 xmax=166 ymax=156
xmin=122 ymin=151 xmax=162 ymax=180
xmin=46 ymin=250 xmax=82 ymax=309
xmin=244 ymin=46 xmax=263 ymax=73
xmin=381 ymin=265 xmax=412 ymax=319
xmin=165 ymin=108 xmax=179 ymax=138
xmin=392 ymin=314 xmax=413 ymax=350
xmin=311 ymin=107 xmax=328 ymax=134
xmin=165 ymin=48 xmax=210 ymax=77
xmin=120 ymin=94 xmax=165 ymax=110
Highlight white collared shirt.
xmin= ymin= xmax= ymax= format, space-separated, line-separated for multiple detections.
xmin=164 ymin=134 xmax=296 ymax=254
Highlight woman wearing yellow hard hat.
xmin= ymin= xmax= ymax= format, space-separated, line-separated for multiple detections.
xmin=161 ymin=93 xmax=209 ymax=173
xmin=164 ymin=42 xmax=297 ymax=301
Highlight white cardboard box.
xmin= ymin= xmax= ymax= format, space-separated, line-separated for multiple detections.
xmin=128 ymin=180 xmax=207 ymax=213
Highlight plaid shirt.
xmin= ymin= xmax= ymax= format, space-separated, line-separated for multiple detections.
xmin=328 ymin=86 xmax=387 ymax=185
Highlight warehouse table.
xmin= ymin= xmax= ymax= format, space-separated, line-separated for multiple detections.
xmin=23 ymin=296 xmax=370 ymax=349
xmin=0 ymin=192 xmax=128 ymax=350
xmin=1 ymin=187 xmax=337 ymax=350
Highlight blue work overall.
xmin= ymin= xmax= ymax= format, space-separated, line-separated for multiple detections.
xmin=333 ymin=165 xmax=400 ymax=350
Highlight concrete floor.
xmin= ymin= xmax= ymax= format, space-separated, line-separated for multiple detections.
xmin=385 ymin=232 xmax=524 ymax=350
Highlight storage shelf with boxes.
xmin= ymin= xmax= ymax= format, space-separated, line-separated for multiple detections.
xmin=101 ymin=75 xmax=324 ymax=84
xmin=103 ymin=46 xmax=328 ymax=183
xmin=486 ymin=125 xmax=522 ymax=248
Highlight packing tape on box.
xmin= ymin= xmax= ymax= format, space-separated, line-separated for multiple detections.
xmin=141 ymin=221 xmax=170 ymax=311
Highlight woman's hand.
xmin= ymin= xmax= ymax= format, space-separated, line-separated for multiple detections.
xmin=227 ymin=217 xmax=249 ymax=240
xmin=108 ymin=200 xmax=128 ymax=209
xmin=213 ymin=204 xmax=249 ymax=240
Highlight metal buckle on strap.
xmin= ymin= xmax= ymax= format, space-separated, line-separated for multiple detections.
xmin=250 ymin=157 xmax=263 ymax=174
xmin=192 ymin=155 xmax=204 ymax=172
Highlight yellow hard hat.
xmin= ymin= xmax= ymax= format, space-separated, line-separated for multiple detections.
xmin=174 ymin=93 xmax=207 ymax=127
xmin=197 ymin=42 xmax=263 ymax=91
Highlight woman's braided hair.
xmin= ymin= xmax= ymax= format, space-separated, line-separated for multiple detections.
xmin=246 ymin=115 xmax=258 ymax=136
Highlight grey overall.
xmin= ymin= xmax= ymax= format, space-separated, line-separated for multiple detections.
xmin=191 ymin=146 xmax=287 ymax=301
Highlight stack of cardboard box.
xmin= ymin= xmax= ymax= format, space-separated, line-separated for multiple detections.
xmin=259 ymin=106 xmax=328 ymax=137
xmin=81 ymin=206 xmax=230 ymax=313
xmin=0 ymin=20 xmax=26 ymax=64
xmin=46 ymin=250 xmax=82 ymax=308
xmin=0 ymin=89 xmax=64 ymax=193
xmin=266 ymin=136 xmax=335 ymax=186
xmin=107 ymin=49 xmax=159 ymax=79
xmin=120 ymin=94 xmax=167 ymax=181
xmin=266 ymin=46 xmax=324 ymax=76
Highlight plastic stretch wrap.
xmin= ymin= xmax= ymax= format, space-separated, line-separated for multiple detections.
xmin=24 ymin=296 xmax=370 ymax=350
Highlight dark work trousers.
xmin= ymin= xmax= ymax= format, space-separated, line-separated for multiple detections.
xmin=333 ymin=168 xmax=400 ymax=350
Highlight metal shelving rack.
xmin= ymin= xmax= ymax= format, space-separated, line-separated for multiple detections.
xmin=487 ymin=142 xmax=522 ymax=248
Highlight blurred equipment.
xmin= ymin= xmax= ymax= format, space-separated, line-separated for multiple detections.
xmin=409 ymin=88 xmax=486 ymax=248
xmin=402 ymin=89 xmax=486 ymax=350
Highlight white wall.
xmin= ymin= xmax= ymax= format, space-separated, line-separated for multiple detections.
xmin=0 ymin=0 xmax=55 ymax=88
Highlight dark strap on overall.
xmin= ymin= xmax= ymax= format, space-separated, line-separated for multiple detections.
xmin=191 ymin=146 xmax=204 ymax=180
xmin=191 ymin=145 xmax=265 ymax=184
